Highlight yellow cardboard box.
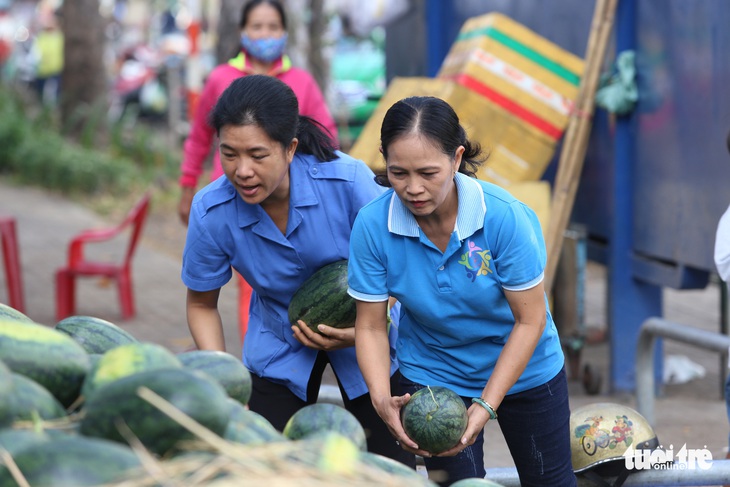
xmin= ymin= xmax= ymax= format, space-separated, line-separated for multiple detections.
xmin=349 ymin=76 xmax=557 ymax=185
xmin=349 ymin=13 xmax=584 ymax=188
xmin=438 ymin=12 xmax=584 ymax=184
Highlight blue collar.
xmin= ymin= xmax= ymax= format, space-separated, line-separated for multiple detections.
xmin=387 ymin=172 xmax=486 ymax=238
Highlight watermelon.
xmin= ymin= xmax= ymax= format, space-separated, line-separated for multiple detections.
xmin=79 ymin=368 xmax=231 ymax=456
xmin=0 ymin=319 xmax=91 ymax=408
xmin=283 ymin=403 xmax=367 ymax=451
xmin=8 ymin=372 xmax=67 ymax=421
xmin=54 ymin=315 xmax=138 ymax=354
xmin=0 ymin=360 xmax=15 ymax=427
xmin=0 ymin=435 xmax=141 ymax=486
xmin=81 ymin=341 xmax=182 ymax=399
xmin=88 ymin=353 xmax=103 ymax=368
xmin=287 ymin=260 xmax=356 ymax=334
xmin=224 ymin=398 xmax=288 ymax=445
xmin=177 ymin=350 xmax=252 ymax=405
xmin=309 ymin=430 xmax=361 ymax=475
xmin=0 ymin=428 xmax=55 ymax=457
xmin=0 ymin=303 xmax=33 ymax=324
xmin=360 ymin=451 xmax=430 ymax=483
xmin=400 ymin=386 xmax=468 ymax=454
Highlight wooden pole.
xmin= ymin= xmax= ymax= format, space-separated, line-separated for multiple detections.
xmin=544 ymin=0 xmax=619 ymax=295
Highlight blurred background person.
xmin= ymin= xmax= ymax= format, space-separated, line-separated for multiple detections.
xmin=31 ymin=9 xmax=63 ymax=105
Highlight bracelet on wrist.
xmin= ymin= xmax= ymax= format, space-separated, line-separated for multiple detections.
xmin=471 ymin=397 xmax=498 ymax=420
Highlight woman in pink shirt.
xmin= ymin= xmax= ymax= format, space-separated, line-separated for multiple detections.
xmin=178 ymin=0 xmax=338 ymax=343
xmin=178 ymin=0 xmax=338 ymax=224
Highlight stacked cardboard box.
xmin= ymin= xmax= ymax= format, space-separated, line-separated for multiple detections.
xmin=350 ymin=12 xmax=584 ymax=189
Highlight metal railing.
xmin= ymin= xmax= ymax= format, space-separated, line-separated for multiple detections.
xmin=636 ymin=317 xmax=730 ymax=426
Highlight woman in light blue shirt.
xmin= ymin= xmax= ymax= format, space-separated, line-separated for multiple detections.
xmin=348 ymin=96 xmax=575 ymax=486
xmin=181 ymin=74 xmax=413 ymax=466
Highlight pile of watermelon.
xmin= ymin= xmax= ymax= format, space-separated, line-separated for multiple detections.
xmin=0 ymin=303 xmax=444 ymax=486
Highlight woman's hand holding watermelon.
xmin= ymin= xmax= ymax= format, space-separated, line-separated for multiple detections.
xmin=370 ymin=392 xmax=433 ymax=458
xmin=366 ymin=394 xmax=431 ymax=457
xmin=291 ymin=320 xmax=355 ymax=351
xmin=435 ymin=404 xmax=491 ymax=457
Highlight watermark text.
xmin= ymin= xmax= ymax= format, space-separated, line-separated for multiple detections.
xmin=623 ymin=444 xmax=713 ymax=470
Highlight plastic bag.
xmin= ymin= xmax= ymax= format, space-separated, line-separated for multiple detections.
xmin=663 ymin=354 xmax=706 ymax=385
xmin=595 ymin=50 xmax=638 ymax=115
xmin=335 ymin=0 xmax=410 ymax=38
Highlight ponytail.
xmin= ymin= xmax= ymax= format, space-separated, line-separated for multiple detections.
xmin=211 ymin=75 xmax=338 ymax=163
xmin=295 ymin=115 xmax=337 ymax=162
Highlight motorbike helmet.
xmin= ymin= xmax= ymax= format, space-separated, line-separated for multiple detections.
xmin=570 ymin=402 xmax=659 ymax=486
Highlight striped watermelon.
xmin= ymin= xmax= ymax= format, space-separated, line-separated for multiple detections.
xmin=55 ymin=315 xmax=138 ymax=354
xmin=0 ymin=303 xmax=34 ymax=324
xmin=0 ymin=319 xmax=91 ymax=408
xmin=177 ymin=350 xmax=252 ymax=405
xmin=287 ymin=260 xmax=356 ymax=334
xmin=400 ymin=386 xmax=468 ymax=454
xmin=79 ymin=368 xmax=231 ymax=456
xmin=0 ymin=435 xmax=141 ymax=486
xmin=283 ymin=402 xmax=367 ymax=451
xmin=359 ymin=451 xmax=429 ymax=482
xmin=0 ymin=429 xmax=55 ymax=457
xmin=8 ymin=372 xmax=67 ymax=421
xmin=81 ymin=342 xmax=182 ymax=399
xmin=224 ymin=398 xmax=288 ymax=445
xmin=0 ymin=359 xmax=15 ymax=427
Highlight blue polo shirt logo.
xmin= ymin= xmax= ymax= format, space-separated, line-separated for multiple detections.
xmin=458 ymin=240 xmax=493 ymax=282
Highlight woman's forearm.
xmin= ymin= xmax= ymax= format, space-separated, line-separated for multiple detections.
xmin=356 ymin=327 xmax=392 ymax=398
xmin=186 ymin=288 xmax=226 ymax=351
xmin=481 ymin=285 xmax=547 ymax=408
xmin=481 ymin=319 xmax=544 ymax=408
xmin=354 ymin=301 xmax=393 ymax=401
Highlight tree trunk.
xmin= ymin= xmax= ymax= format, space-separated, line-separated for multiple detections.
xmin=216 ymin=0 xmax=246 ymax=64
xmin=307 ymin=0 xmax=328 ymax=95
xmin=59 ymin=0 xmax=108 ymax=138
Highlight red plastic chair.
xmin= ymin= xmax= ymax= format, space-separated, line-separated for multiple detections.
xmin=0 ymin=216 xmax=24 ymax=313
xmin=55 ymin=193 xmax=151 ymax=321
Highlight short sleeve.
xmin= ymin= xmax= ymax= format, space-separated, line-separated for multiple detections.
xmin=181 ymin=203 xmax=233 ymax=291
xmin=348 ymin=210 xmax=389 ymax=302
xmin=491 ymin=201 xmax=547 ymax=291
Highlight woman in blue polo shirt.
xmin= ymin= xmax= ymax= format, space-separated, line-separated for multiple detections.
xmin=348 ymin=96 xmax=576 ymax=486
xmin=181 ymin=74 xmax=413 ymax=467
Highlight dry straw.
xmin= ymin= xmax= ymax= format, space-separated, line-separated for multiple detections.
xmin=1 ymin=387 xmax=433 ymax=486
xmin=103 ymin=387 xmax=434 ymax=486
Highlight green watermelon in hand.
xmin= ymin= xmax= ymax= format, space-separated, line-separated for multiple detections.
xmin=401 ymin=385 xmax=468 ymax=454
xmin=287 ymin=260 xmax=356 ymax=335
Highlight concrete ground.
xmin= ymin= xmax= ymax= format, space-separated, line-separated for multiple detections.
xmin=1 ymin=179 xmax=728 ymax=485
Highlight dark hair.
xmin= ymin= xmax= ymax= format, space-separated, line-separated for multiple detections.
xmin=375 ymin=96 xmax=487 ymax=186
xmin=209 ymin=75 xmax=336 ymax=162
xmin=240 ymin=0 xmax=287 ymax=29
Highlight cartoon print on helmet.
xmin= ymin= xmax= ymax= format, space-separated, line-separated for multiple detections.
xmin=574 ymin=413 xmax=634 ymax=456
xmin=611 ymin=415 xmax=633 ymax=445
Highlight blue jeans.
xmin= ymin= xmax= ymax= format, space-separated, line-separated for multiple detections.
xmin=400 ymin=367 xmax=576 ymax=487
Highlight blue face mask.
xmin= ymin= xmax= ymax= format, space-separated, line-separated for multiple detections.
xmin=241 ymin=34 xmax=288 ymax=63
